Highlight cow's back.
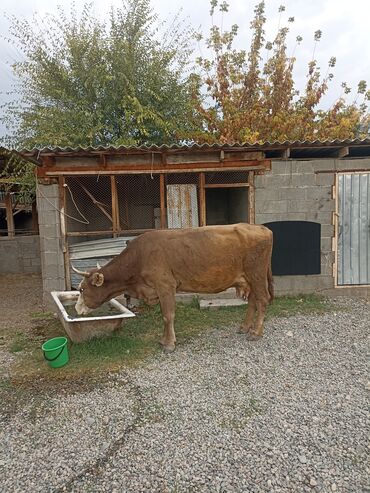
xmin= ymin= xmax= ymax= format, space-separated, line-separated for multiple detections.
xmin=128 ymin=224 xmax=272 ymax=294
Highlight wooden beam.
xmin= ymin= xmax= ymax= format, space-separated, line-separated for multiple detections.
xmin=160 ymin=174 xmax=166 ymax=228
xmin=31 ymin=200 xmax=39 ymax=234
xmin=111 ymin=175 xmax=120 ymax=236
xmin=337 ymin=147 xmax=349 ymax=158
xmin=199 ymin=173 xmax=206 ymax=226
xmin=4 ymin=192 xmax=15 ymax=237
xmin=248 ymin=171 xmax=255 ymax=224
xmin=204 ymin=183 xmax=250 ymax=189
xmin=282 ymin=148 xmax=291 ymax=159
xmin=76 ymin=179 xmax=113 ymax=223
xmin=37 ymin=160 xmax=272 ymax=177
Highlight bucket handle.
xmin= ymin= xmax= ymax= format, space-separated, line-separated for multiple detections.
xmin=43 ymin=346 xmax=65 ymax=362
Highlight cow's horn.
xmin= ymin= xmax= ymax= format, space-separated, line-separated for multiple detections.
xmin=97 ymin=262 xmax=102 ymax=269
xmin=71 ymin=264 xmax=89 ymax=277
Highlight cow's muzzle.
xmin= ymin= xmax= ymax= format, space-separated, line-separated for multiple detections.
xmin=75 ymin=294 xmax=93 ymax=316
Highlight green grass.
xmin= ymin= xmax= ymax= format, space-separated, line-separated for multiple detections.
xmin=7 ymin=294 xmax=333 ymax=380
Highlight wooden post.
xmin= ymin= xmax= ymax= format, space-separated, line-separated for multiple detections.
xmin=59 ymin=177 xmax=71 ymax=290
xmin=199 ymin=173 xmax=206 ymax=226
xmin=111 ymin=175 xmax=120 ymax=237
xmin=5 ymin=192 xmax=15 ymax=238
xmin=160 ymin=174 xmax=166 ymax=228
xmin=31 ymin=200 xmax=39 ymax=234
xmin=248 ymin=171 xmax=255 ymax=224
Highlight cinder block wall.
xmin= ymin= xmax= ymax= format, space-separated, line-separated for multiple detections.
xmin=0 ymin=235 xmax=41 ymax=274
xmin=255 ymin=158 xmax=369 ymax=295
xmin=36 ymin=183 xmax=65 ymax=307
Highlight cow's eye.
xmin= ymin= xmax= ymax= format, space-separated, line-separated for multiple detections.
xmin=79 ymin=288 xmax=84 ymax=293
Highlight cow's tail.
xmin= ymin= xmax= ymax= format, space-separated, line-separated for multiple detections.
xmin=267 ymin=263 xmax=274 ymax=303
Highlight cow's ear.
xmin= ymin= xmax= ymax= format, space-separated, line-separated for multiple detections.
xmin=91 ymin=272 xmax=104 ymax=287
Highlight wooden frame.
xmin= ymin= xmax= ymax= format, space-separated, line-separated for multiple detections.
xmin=61 ymin=168 xmax=257 ymax=238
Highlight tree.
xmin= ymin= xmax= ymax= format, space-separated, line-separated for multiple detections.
xmin=1 ymin=0 xmax=195 ymax=148
xmin=187 ymin=1 xmax=370 ymax=143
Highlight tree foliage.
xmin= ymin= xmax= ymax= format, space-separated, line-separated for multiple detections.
xmin=188 ymin=1 xmax=370 ymax=143
xmin=1 ymin=0 xmax=195 ymax=148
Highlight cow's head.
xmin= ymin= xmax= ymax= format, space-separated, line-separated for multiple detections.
xmin=72 ymin=264 xmax=109 ymax=315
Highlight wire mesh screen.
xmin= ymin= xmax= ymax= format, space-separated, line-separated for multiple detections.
xmin=65 ymin=176 xmax=113 ymax=233
xmin=205 ymin=171 xmax=249 ymax=184
xmin=116 ymin=175 xmax=160 ymax=230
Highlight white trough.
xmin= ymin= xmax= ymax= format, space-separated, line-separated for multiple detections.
xmin=51 ymin=291 xmax=135 ymax=343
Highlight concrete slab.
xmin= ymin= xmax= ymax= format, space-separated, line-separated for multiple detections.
xmin=200 ymin=298 xmax=247 ymax=309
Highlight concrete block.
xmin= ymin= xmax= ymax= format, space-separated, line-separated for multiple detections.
xmin=306 ymin=186 xmax=332 ymax=200
xmin=267 ymin=174 xmax=292 ymax=187
xmin=274 ymin=276 xmax=293 ymax=293
xmin=321 ymin=224 xmax=335 ymax=237
xmin=288 ymin=200 xmax=315 ymax=213
xmin=312 ymin=159 xmax=337 ymax=172
xmin=291 ymin=161 xmax=315 ymax=174
xmin=255 ymin=189 xmax=280 ymax=202
xmin=321 ymin=237 xmax=333 ymax=252
xmin=308 ymin=211 xmax=332 ymax=225
xmin=291 ymin=173 xmax=316 ymax=187
xmin=271 ymin=161 xmax=292 ymax=175
xmin=336 ymin=159 xmax=370 ymax=171
xmin=315 ymin=173 xmax=335 ymax=186
xmin=256 ymin=213 xmax=287 ymax=224
xmin=279 ymin=188 xmax=305 ymax=201
xmin=256 ymin=200 xmax=288 ymax=214
xmin=200 ymin=299 xmax=247 ymax=309
xmin=315 ymin=198 xmax=335 ymax=212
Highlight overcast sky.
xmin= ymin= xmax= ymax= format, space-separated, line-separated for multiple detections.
xmin=0 ymin=0 xmax=369 ymax=140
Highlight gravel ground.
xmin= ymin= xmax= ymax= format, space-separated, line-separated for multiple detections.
xmin=0 ymin=297 xmax=369 ymax=493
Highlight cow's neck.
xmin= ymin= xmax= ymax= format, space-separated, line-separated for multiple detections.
xmin=101 ymin=248 xmax=137 ymax=296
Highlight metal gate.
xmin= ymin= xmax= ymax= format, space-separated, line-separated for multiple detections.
xmin=337 ymin=173 xmax=370 ymax=285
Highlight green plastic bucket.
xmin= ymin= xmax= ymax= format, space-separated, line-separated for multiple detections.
xmin=42 ymin=337 xmax=69 ymax=368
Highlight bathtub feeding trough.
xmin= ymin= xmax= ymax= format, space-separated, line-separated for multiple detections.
xmin=51 ymin=291 xmax=136 ymax=343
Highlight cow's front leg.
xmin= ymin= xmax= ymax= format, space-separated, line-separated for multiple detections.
xmin=158 ymin=290 xmax=176 ymax=352
xmin=238 ymin=292 xmax=256 ymax=334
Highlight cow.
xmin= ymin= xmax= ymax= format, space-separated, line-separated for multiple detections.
xmin=72 ymin=223 xmax=274 ymax=352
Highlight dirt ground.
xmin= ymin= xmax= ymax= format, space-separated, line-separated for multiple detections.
xmin=0 ymin=274 xmax=44 ymax=378
xmin=0 ymin=273 xmax=44 ymax=330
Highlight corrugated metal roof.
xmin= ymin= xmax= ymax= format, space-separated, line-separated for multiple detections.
xmin=18 ymin=138 xmax=370 ymax=155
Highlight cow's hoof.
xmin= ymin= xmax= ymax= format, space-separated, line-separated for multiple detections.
xmin=159 ymin=341 xmax=176 ymax=353
xmin=237 ymin=325 xmax=252 ymax=334
xmin=245 ymin=332 xmax=262 ymax=341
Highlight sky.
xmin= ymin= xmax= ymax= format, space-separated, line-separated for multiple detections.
xmin=0 ymin=0 xmax=369 ymax=140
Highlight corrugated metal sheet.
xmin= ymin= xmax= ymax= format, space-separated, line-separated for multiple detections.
xmin=338 ymin=173 xmax=370 ymax=285
xmin=18 ymin=138 xmax=370 ymax=155
xmin=167 ymin=184 xmax=199 ymax=228
xmin=69 ymin=236 xmax=133 ymax=287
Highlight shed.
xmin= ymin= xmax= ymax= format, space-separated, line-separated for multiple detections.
xmin=20 ymin=140 xmax=370 ymax=306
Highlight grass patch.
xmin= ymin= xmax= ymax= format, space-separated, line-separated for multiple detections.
xmin=7 ymin=294 xmax=333 ymax=381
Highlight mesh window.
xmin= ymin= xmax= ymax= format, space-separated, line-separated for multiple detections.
xmin=116 ymin=175 xmax=160 ymax=230
xmin=65 ymin=176 xmax=113 ymax=233
xmin=205 ymin=171 xmax=248 ymax=184
xmin=166 ymin=173 xmax=199 ymax=185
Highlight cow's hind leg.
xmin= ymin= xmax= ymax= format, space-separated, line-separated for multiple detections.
xmin=158 ymin=288 xmax=176 ymax=352
xmin=245 ymin=290 xmax=268 ymax=341
xmin=238 ymin=292 xmax=256 ymax=334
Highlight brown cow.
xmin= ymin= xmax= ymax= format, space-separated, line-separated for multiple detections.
xmin=73 ymin=223 xmax=274 ymax=352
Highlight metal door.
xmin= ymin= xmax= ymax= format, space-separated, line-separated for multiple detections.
xmin=337 ymin=173 xmax=370 ymax=285
xmin=166 ymin=184 xmax=199 ymax=228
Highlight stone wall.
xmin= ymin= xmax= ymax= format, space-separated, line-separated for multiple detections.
xmin=36 ymin=183 xmax=65 ymax=307
xmin=0 ymin=235 xmax=41 ymax=274
xmin=255 ymin=158 xmax=370 ymax=295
